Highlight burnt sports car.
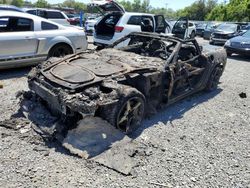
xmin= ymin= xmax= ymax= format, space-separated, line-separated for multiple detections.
xmin=28 ymin=32 xmax=227 ymax=134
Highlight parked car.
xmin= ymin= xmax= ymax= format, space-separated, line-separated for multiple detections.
xmin=210 ymin=23 xmax=242 ymax=45
xmin=28 ymin=32 xmax=227 ymax=134
xmin=171 ymin=17 xmax=196 ymax=39
xmin=24 ymin=8 xmax=70 ymax=26
xmin=203 ymin=22 xmax=220 ymax=40
xmin=89 ymin=0 xmax=171 ymax=48
xmin=241 ymin=24 xmax=250 ymax=33
xmin=67 ymin=14 xmax=80 ymax=25
xmin=0 ymin=11 xmax=87 ymax=69
xmin=196 ymin=23 xmax=207 ymax=37
xmin=224 ymin=29 xmax=250 ymax=56
xmin=85 ymin=16 xmax=101 ymax=35
xmin=0 ymin=4 xmax=23 ymax=12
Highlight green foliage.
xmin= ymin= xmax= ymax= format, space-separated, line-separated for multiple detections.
xmin=118 ymin=0 xmax=176 ymax=18
xmin=176 ymin=0 xmax=217 ymax=20
xmin=11 ymin=0 xmax=23 ymax=7
xmin=118 ymin=0 xmax=151 ymax=12
xmin=0 ymin=0 xmax=249 ymax=22
xmin=35 ymin=0 xmax=50 ymax=8
xmin=62 ymin=0 xmax=86 ymax=11
xmin=206 ymin=0 xmax=250 ymax=21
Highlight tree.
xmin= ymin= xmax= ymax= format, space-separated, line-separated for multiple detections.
xmin=62 ymin=0 xmax=86 ymax=11
xmin=11 ymin=0 xmax=23 ymax=7
xmin=35 ymin=0 xmax=49 ymax=8
xmin=206 ymin=0 xmax=250 ymax=21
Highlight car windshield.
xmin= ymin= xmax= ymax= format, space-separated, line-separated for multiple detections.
xmin=242 ymin=30 xmax=250 ymax=38
xmin=217 ymin=24 xmax=237 ymax=32
xmin=206 ymin=23 xmax=216 ymax=29
xmin=112 ymin=34 xmax=178 ymax=62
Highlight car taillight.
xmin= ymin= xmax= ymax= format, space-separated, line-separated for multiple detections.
xmin=115 ymin=26 xmax=124 ymax=33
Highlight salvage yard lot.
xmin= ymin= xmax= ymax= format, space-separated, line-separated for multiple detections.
xmin=0 ymin=37 xmax=250 ymax=187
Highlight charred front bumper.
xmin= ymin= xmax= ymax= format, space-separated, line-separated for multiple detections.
xmin=29 ymin=79 xmax=97 ymax=118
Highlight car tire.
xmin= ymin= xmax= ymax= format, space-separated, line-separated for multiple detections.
xmin=104 ymin=87 xmax=145 ymax=135
xmin=48 ymin=44 xmax=73 ymax=58
xmin=190 ymin=31 xmax=195 ymax=39
xmin=209 ymin=40 xmax=214 ymax=45
xmin=205 ymin=66 xmax=223 ymax=92
xmin=96 ymin=46 xmax=105 ymax=51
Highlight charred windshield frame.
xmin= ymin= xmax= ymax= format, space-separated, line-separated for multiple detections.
xmin=109 ymin=32 xmax=181 ymax=67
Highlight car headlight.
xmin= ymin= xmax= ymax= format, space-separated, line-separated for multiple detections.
xmin=211 ymin=33 xmax=215 ymax=37
xmin=225 ymin=40 xmax=231 ymax=46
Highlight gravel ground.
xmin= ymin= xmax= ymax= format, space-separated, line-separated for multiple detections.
xmin=0 ymin=38 xmax=250 ymax=188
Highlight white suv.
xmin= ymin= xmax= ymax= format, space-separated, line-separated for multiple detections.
xmin=24 ymin=8 xmax=70 ymax=26
xmin=89 ymin=1 xmax=172 ymax=48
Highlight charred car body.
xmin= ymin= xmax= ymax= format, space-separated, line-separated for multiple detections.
xmin=28 ymin=32 xmax=227 ymax=134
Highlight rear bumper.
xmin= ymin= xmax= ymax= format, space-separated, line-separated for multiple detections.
xmin=224 ymin=46 xmax=250 ymax=56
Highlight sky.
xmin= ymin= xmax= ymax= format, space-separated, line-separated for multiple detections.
xmin=30 ymin=0 xmax=225 ymax=10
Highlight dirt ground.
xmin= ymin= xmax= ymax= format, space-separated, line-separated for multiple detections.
xmin=0 ymin=37 xmax=250 ymax=188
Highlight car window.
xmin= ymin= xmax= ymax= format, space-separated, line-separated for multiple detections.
xmin=27 ymin=10 xmax=37 ymax=15
xmin=127 ymin=16 xmax=142 ymax=25
xmin=41 ymin=21 xmax=58 ymax=30
xmin=46 ymin=11 xmax=65 ymax=19
xmin=242 ymin=30 xmax=250 ymax=37
xmin=189 ymin=22 xmax=194 ymax=27
xmin=0 ymin=17 xmax=33 ymax=32
xmin=0 ymin=18 xmax=8 ymax=27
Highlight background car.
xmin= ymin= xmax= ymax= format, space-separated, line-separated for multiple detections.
xmin=203 ymin=22 xmax=220 ymax=40
xmin=84 ymin=16 xmax=101 ymax=35
xmin=67 ymin=14 xmax=80 ymax=25
xmin=0 ymin=4 xmax=23 ymax=12
xmin=24 ymin=8 xmax=70 ymax=26
xmin=224 ymin=29 xmax=250 ymax=56
xmin=196 ymin=23 xmax=207 ymax=37
xmin=90 ymin=0 xmax=171 ymax=47
xmin=0 ymin=11 xmax=87 ymax=69
xmin=209 ymin=23 xmax=243 ymax=45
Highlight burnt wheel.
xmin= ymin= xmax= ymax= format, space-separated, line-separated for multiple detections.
xmin=103 ymin=87 xmax=145 ymax=134
xmin=205 ymin=66 xmax=223 ymax=91
xmin=49 ymin=44 xmax=73 ymax=58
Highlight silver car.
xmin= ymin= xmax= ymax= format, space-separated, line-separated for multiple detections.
xmin=0 ymin=11 xmax=88 ymax=69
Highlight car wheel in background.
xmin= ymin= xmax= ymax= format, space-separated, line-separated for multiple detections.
xmin=48 ymin=44 xmax=73 ymax=58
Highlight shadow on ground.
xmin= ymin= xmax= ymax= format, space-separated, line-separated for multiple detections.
xmin=228 ymin=55 xmax=250 ymax=62
xmin=132 ymin=89 xmax=222 ymax=138
xmin=0 ymin=67 xmax=31 ymax=80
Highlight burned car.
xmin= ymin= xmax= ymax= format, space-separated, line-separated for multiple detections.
xmin=28 ymin=32 xmax=227 ymax=134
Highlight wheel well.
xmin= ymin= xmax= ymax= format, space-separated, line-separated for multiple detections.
xmin=49 ymin=42 xmax=73 ymax=55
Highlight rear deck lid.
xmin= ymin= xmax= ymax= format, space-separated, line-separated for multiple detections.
xmin=88 ymin=0 xmax=125 ymax=14
xmin=42 ymin=58 xmax=127 ymax=89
